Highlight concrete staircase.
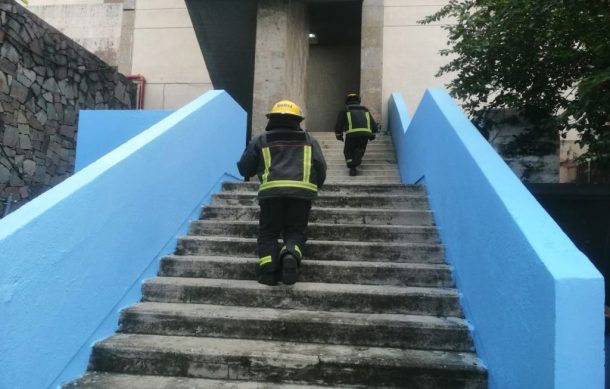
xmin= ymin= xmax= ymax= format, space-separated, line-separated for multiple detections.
xmin=65 ymin=132 xmax=487 ymax=388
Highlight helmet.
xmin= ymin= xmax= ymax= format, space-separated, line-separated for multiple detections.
xmin=345 ymin=92 xmax=361 ymax=104
xmin=266 ymin=100 xmax=304 ymax=119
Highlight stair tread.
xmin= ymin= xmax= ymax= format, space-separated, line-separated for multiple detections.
xmin=216 ymin=192 xmax=426 ymax=199
xmin=124 ymin=301 xmax=468 ymax=329
xmin=191 ymin=219 xmax=437 ymax=231
xmin=145 ymin=277 xmax=459 ymax=297
xmin=65 ymin=372 xmax=327 ymax=389
xmin=95 ymin=333 xmax=485 ymax=372
xmin=163 ymin=254 xmax=450 ymax=270
xmin=203 ymin=204 xmax=433 ymax=214
xmin=180 ymin=235 xmax=443 ymax=249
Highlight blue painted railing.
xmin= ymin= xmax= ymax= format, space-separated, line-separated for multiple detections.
xmin=0 ymin=90 xmax=245 ymax=389
xmin=389 ymin=90 xmax=604 ymax=388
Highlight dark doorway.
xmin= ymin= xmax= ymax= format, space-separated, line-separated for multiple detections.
xmin=306 ymin=0 xmax=362 ymax=132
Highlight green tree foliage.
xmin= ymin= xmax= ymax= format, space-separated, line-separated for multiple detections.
xmin=420 ymin=0 xmax=610 ymax=163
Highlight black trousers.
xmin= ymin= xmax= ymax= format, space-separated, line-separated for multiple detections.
xmin=257 ymin=198 xmax=312 ymax=274
xmin=344 ymin=136 xmax=369 ymax=168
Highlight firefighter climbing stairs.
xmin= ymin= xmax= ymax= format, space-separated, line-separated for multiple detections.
xmin=65 ymin=132 xmax=487 ymax=388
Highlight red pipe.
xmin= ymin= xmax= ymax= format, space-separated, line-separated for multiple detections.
xmin=127 ymin=74 xmax=146 ymax=109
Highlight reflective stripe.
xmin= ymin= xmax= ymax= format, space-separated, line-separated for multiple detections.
xmin=262 ymin=147 xmax=272 ymax=184
xmin=294 ymin=245 xmax=302 ymax=257
xmin=346 ymin=111 xmax=353 ymax=130
xmin=303 ymin=145 xmax=312 ymax=183
xmin=345 ymin=128 xmax=373 ymax=135
xmin=280 ymin=245 xmax=287 ymax=254
xmin=365 ymin=112 xmax=371 ymax=130
xmin=259 ymin=255 xmax=272 ymax=266
xmin=259 ymin=180 xmax=318 ymax=192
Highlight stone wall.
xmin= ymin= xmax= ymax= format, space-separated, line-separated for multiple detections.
xmin=0 ymin=0 xmax=136 ymax=214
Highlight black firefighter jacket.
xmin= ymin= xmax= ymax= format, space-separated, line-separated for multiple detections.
xmin=237 ymin=127 xmax=327 ymax=201
xmin=334 ymin=104 xmax=379 ymax=139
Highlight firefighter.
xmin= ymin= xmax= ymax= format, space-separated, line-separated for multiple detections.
xmin=334 ymin=93 xmax=379 ymax=176
xmin=237 ymin=100 xmax=327 ymax=286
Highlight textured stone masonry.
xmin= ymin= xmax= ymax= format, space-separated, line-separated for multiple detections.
xmin=0 ymin=0 xmax=135 ymax=214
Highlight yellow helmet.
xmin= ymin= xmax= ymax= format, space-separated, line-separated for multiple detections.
xmin=266 ymin=100 xmax=304 ymax=119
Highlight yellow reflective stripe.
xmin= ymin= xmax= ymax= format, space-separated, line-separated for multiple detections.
xmin=259 ymin=255 xmax=272 ymax=266
xmin=365 ymin=112 xmax=371 ymax=130
xmin=262 ymin=147 xmax=271 ymax=184
xmin=303 ymin=145 xmax=312 ymax=183
xmin=345 ymin=128 xmax=373 ymax=135
xmin=294 ymin=245 xmax=302 ymax=257
xmin=346 ymin=111 xmax=353 ymax=130
xmin=280 ymin=245 xmax=287 ymax=254
xmin=259 ymin=180 xmax=318 ymax=192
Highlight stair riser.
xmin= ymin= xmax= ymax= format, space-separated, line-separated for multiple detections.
xmin=202 ymin=207 xmax=435 ymax=226
xmin=90 ymin=346 xmax=485 ymax=388
xmin=188 ymin=223 xmax=439 ymax=243
xmin=176 ymin=238 xmax=445 ymax=263
xmin=159 ymin=258 xmax=453 ymax=287
xmin=222 ymin=182 xmax=421 ymax=195
xmin=119 ymin=311 xmax=472 ymax=351
xmin=212 ymin=195 xmax=429 ymax=209
xmin=142 ymin=283 xmax=462 ymax=316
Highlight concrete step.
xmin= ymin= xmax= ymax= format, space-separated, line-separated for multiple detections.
xmin=89 ymin=334 xmax=486 ymax=387
xmin=189 ymin=220 xmax=439 ymax=243
xmin=201 ymin=205 xmax=435 ymax=226
xmin=142 ymin=277 xmax=462 ymax=316
xmin=159 ymin=256 xmax=453 ymax=287
xmin=212 ymin=192 xmax=428 ymax=209
xmin=119 ymin=302 xmax=473 ymax=351
xmin=176 ymin=236 xmax=445 ymax=263
xmin=64 ymin=373 xmax=329 ymax=388
xmin=324 ymin=152 xmax=396 ymax=162
xmin=320 ymin=143 xmax=395 ymax=151
xmin=222 ymin=181 xmax=417 ymax=195
xmin=326 ymin=170 xmax=401 ymax=178
xmin=324 ymin=177 xmax=402 ymax=184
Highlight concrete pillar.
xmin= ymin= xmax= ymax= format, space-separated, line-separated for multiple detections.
xmin=252 ymin=0 xmax=309 ymax=136
xmin=361 ymin=0 xmax=383 ymax=129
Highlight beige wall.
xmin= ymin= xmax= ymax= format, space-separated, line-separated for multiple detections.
xmin=382 ymin=0 xmax=453 ymax=121
xmin=27 ymin=0 xmax=213 ymax=110
xmin=132 ymin=0 xmax=212 ymax=109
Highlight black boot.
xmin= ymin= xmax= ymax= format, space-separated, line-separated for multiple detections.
xmin=281 ymin=254 xmax=299 ymax=285
xmin=349 ymin=166 xmax=357 ymax=176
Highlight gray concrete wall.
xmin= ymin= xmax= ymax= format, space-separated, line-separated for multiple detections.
xmin=361 ymin=0 xmax=383 ymax=129
xmin=252 ymin=0 xmax=308 ymax=135
xmin=0 ymin=0 xmax=136 ymax=212
xmin=28 ymin=1 xmax=123 ymax=66
xmin=306 ymin=45 xmax=360 ymax=133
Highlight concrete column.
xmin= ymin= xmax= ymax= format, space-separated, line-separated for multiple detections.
xmin=361 ymin=0 xmax=383 ymax=129
xmin=252 ymin=0 xmax=309 ymax=136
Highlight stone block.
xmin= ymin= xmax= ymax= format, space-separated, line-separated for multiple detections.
xmin=22 ymin=159 xmax=35 ymax=176
xmin=19 ymin=134 xmax=32 ymax=150
xmin=42 ymin=77 xmax=59 ymax=93
xmin=9 ymin=81 xmax=28 ymax=104
xmin=0 ymin=71 xmax=9 ymax=94
xmin=2 ymin=125 xmax=18 ymax=147
xmin=0 ymin=164 xmax=9 ymax=184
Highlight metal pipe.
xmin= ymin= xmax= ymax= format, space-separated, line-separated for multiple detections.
xmin=127 ymin=74 xmax=146 ymax=109
xmin=2 ymin=194 xmax=13 ymax=218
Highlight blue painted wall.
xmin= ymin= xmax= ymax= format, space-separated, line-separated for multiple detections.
xmin=389 ymin=90 xmax=604 ymax=388
xmin=75 ymin=110 xmax=173 ymax=172
xmin=0 ymin=90 xmax=245 ymax=389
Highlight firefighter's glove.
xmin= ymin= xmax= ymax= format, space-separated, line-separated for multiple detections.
xmin=369 ymin=134 xmax=376 ymax=141
xmin=335 ymin=133 xmax=344 ymax=142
